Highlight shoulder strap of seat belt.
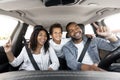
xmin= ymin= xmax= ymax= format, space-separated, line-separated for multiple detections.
xmin=78 ymin=38 xmax=91 ymax=62
xmin=23 ymin=36 xmax=40 ymax=70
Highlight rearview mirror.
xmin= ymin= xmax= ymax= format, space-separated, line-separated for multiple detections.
xmin=41 ymin=0 xmax=75 ymax=7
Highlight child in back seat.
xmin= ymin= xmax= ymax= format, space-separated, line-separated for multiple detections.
xmin=49 ymin=23 xmax=71 ymax=70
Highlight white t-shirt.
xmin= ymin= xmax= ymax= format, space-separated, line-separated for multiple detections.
xmin=49 ymin=38 xmax=71 ymax=58
xmin=10 ymin=46 xmax=59 ymax=71
xmin=75 ymin=41 xmax=94 ymax=65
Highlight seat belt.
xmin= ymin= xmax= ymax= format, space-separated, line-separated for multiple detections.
xmin=23 ymin=37 xmax=40 ymax=70
xmin=78 ymin=38 xmax=91 ymax=62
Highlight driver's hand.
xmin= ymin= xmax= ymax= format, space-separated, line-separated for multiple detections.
xmin=81 ymin=64 xmax=105 ymax=71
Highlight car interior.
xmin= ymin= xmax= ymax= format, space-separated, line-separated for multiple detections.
xmin=0 ymin=0 xmax=120 ymax=79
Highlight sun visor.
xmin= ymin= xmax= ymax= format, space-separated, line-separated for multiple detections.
xmin=41 ymin=0 xmax=75 ymax=7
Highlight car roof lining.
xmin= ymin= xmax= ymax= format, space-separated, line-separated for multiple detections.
xmin=0 ymin=0 xmax=120 ymax=30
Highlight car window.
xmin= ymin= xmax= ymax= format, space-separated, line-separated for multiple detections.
xmin=85 ymin=24 xmax=94 ymax=34
xmin=0 ymin=15 xmax=18 ymax=46
xmin=24 ymin=25 xmax=34 ymax=41
xmin=104 ymin=13 xmax=120 ymax=37
xmin=25 ymin=26 xmax=67 ymax=41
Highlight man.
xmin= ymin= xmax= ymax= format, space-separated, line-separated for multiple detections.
xmin=62 ymin=22 xmax=120 ymax=71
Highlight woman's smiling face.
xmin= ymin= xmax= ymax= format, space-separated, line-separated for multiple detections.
xmin=37 ymin=30 xmax=47 ymax=46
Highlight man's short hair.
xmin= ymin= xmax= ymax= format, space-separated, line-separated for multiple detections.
xmin=66 ymin=22 xmax=84 ymax=34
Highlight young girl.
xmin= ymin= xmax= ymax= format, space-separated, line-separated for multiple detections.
xmin=49 ymin=23 xmax=70 ymax=70
xmin=4 ymin=25 xmax=59 ymax=71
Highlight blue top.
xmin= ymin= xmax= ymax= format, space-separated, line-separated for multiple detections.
xmin=62 ymin=36 xmax=120 ymax=70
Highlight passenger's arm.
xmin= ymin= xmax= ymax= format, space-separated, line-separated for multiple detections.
xmin=4 ymin=40 xmax=24 ymax=67
xmin=3 ymin=40 xmax=15 ymax=62
xmin=49 ymin=46 xmax=60 ymax=70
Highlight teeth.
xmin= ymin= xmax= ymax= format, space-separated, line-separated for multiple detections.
xmin=56 ymin=38 xmax=61 ymax=40
xmin=55 ymin=37 xmax=61 ymax=40
xmin=75 ymin=32 xmax=80 ymax=37
xmin=41 ymin=39 xmax=45 ymax=43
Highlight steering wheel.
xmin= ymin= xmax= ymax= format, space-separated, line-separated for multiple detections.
xmin=98 ymin=47 xmax=120 ymax=71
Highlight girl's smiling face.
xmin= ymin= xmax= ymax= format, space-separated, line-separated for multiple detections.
xmin=51 ymin=28 xmax=62 ymax=42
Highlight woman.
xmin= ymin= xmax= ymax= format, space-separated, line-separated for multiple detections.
xmin=4 ymin=25 xmax=59 ymax=71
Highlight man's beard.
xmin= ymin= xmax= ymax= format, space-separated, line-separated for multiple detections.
xmin=72 ymin=36 xmax=83 ymax=43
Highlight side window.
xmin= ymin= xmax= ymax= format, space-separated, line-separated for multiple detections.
xmin=0 ymin=15 xmax=18 ymax=46
xmin=62 ymin=32 xmax=67 ymax=38
xmin=104 ymin=13 xmax=120 ymax=38
xmin=25 ymin=26 xmax=67 ymax=41
xmin=24 ymin=25 xmax=34 ymax=41
xmin=85 ymin=24 xmax=94 ymax=34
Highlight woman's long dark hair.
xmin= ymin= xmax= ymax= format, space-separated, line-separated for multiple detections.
xmin=29 ymin=25 xmax=50 ymax=53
